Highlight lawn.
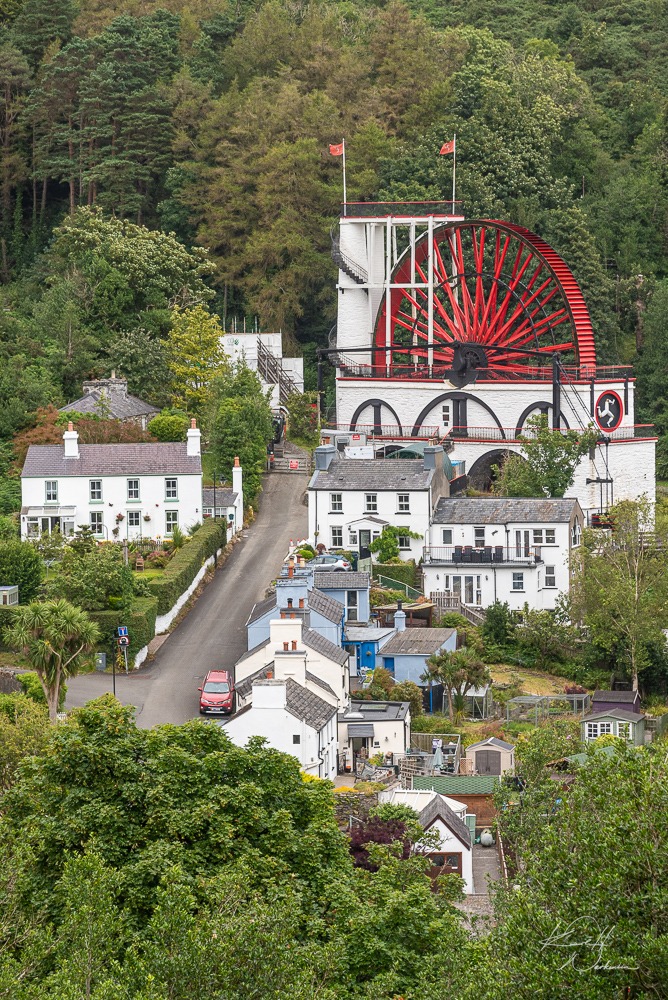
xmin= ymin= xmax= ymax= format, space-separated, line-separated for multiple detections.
xmin=488 ymin=663 xmax=573 ymax=696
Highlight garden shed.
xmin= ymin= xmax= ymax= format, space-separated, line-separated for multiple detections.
xmin=465 ymin=737 xmax=515 ymax=776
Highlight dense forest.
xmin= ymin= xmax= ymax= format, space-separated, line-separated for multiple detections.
xmin=1 ymin=0 xmax=668 ymax=482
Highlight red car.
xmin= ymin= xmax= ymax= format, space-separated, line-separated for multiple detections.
xmin=198 ymin=670 xmax=235 ymax=715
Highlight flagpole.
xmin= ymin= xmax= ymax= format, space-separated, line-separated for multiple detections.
xmin=342 ymin=139 xmax=347 ymax=217
xmin=451 ymin=133 xmax=457 ymax=214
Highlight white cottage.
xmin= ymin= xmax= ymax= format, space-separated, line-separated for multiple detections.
xmin=378 ymin=787 xmax=474 ymax=892
xmin=422 ymin=497 xmax=584 ymax=611
xmin=222 ymin=677 xmax=338 ymax=780
xmin=20 ymin=420 xmax=202 ymax=540
xmin=201 ymin=457 xmax=244 ymax=538
xmin=308 ymin=444 xmax=449 ymax=560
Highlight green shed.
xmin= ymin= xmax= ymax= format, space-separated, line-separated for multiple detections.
xmin=580 ymin=709 xmax=646 ymax=747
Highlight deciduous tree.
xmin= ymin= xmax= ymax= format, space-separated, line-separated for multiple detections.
xmin=494 ymin=414 xmax=598 ymax=498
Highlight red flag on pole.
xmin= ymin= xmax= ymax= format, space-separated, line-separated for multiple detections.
xmin=439 ymin=140 xmax=455 ymax=155
xmin=329 ymin=142 xmax=344 ymax=156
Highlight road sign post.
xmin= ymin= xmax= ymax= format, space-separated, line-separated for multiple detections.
xmin=114 ymin=628 xmax=130 ymax=695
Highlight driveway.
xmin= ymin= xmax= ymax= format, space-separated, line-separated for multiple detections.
xmin=65 ymin=469 xmax=309 ymax=727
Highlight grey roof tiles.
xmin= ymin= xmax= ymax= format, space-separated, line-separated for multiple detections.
xmin=379 ymin=627 xmax=456 ymax=657
xmin=284 ymin=678 xmax=336 ymax=730
xmin=432 ymin=497 xmax=579 ymax=524
xmin=308 ymin=588 xmax=344 ymax=624
xmin=310 ymin=458 xmax=433 ymax=491
xmin=22 ymin=443 xmax=201 ymax=478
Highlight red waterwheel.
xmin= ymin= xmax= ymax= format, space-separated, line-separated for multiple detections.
xmin=374 ymin=219 xmax=597 ymax=372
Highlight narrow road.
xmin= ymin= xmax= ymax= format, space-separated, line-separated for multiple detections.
xmin=65 ymin=470 xmax=309 ymax=727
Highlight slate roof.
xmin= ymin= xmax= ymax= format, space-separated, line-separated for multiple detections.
xmin=60 ymin=381 xmax=159 ymax=420
xmin=313 ymin=571 xmax=370 ymax=590
xmin=593 ymin=689 xmax=639 ymax=704
xmin=235 ymin=662 xmax=273 ymax=699
xmin=379 ymin=627 xmax=456 ymax=657
xmin=305 ymin=670 xmax=337 ymax=698
xmin=413 ymin=775 xmax=501 ymax=795
xmin=22 ymin=443 xmax=201 ymax=477
xmin=284 ymin=678 xmax=336 ymax=730
xmin=340 ymin=699 xmax=410 ymax=723
xmin=582 ymin=708 xmax=645 ymax=723
xmin=310 ymin=458 xmax=433 ymax=491
xmin=419 ymin=794 xmax=472 ymax=848
xmin=202 ymin=488 xmax=237 ymax=507
xmin=432 ymin=497 xmax=579 ymax=524
xmin=303 ymin=628 xmax=349 ymax=665
xmin=466 ymin=737 xmax=515 ymax=752
xmin=245 ymin=596 xmax=276 ymax=627
xmin=308 ymin=588 xmax=344 ymax=624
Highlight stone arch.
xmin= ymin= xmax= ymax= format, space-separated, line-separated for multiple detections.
xmin=349 ymin=398 xmax=403 ymax=435
xmin=467 ymin=449 xmax=524 ymax=492
xmin=411 ymin=391 xmax=504 ymax=438
xmin=514 ymin=401 xmax=570 ymax=438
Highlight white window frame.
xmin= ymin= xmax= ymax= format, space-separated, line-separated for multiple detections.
xmin=165 ymin=478 xmax=178 ymax=501
xmin=616 ymin=721 xmax=631 ymax=740
xmin=127 ymin=478 xmax=140 ymax=501
xmin=512 ymin=572 xmax=524 ymax=591
xmin=90 ymin=511 xmax=103 ymax=535
xmin=348 ymin=530 xmax=358 ymax=546
xmin=545 ymin=565 xmax=556 ymax=587
xmin=442 ymin=528 xmax=453 ymax=545
xmin=330 ymin=492 xmax=343 ymax=512
xmin=365 ymin=493 xmax=378 ymax=513
xmin=397 ymin=534 xmax=411 ymax=550
xmin=89 ymin=479 xmax=102 ymax=502
xmin=397 ymin=493 xmax=410 ymax=513
xmin=331 ymin=526 xmax=343 ymax=548
xmin=127 ymin=511 xmax=141 ymax=529
xmin=599 ymin=722 xmax=612 ymax=735
xmin=45 ymin=480 xmax=58 ymax=503
xmin=586 ymin=722 xmax=598 ymax=740
xmin=347 ymin=590 xmax=358 ymax=621
xmin=165 ymin=510 xmax=178 ymax=535
xmin=545 ymin=529 xmax=556 ymax=544
xmin=572 ymin=522 xmax=581 ymax=546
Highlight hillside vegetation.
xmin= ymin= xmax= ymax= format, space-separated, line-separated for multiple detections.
xmin=0 ymin=0 xmax=667 ymax=472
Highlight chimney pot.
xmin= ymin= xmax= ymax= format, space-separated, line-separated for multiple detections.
xmin=290 ymin=612 xmax=295 ymax=619
xmin=234 ymin=456 xmax=240 ymax=467
xmin=190 ymin=418 xmax=197 ymax=429
xmin=68 ymin=421 xmax=73 ymax=432
xmin=288 ymin=561 xmax=294 ymax=578
xmin=291 ymin=640 xmax=297 ymax=651
xmin=280 ymin=612 xmax=286 ymax=619
xmin=298 ymin=598 xmax=304 ymax=609
xmin=287 ymin=598 xmax=293 ymax=607
xmin=283 ymin=642 xmax=289 ymax=651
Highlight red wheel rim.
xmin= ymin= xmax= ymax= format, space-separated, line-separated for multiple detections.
xmin=374 ymin=220 xmax=597 ymax=371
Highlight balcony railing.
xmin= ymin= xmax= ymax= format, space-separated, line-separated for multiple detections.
xmin=321 ymin=422 xmax=439 ymax=440
xmin=445 ymin=424 xmax=655 ymax=443
xmin=341 ymin=200 xmax=463 ymax=218
xmin=336 ymin=358 xmax=634 ymax=383
xmin=423 ymin=545 xmax=543 ymax=566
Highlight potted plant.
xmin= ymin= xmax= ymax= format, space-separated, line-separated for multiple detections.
xmin=112 ymin=526 xmax=120 ymax=538
xmin=143 ymin=514 xmax=151 ymax=522
xmin=116 ymin=513 xmax=125 ymax=523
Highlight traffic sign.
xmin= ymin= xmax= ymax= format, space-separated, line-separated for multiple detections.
xmin=117 ymin=626 xmax=128 ymax=637
xmin=117 ymin=636 xmax=130 ymax=647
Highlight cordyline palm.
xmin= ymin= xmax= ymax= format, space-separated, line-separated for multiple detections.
xmin=423 ymin=648 xmax=491 ymax=722
xmin=3 ymin=599 xmax=100 ymax=722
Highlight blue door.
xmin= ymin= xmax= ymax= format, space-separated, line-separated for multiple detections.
xmin=384 ymin=657 xmax=395 ymax=674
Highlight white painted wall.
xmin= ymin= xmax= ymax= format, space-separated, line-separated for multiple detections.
xmin=21 ymin=468 xmax=202 ymax=540
xmin=308 ymin=484 xmax=432 ymax=561
xmin=423 ymin=516 xmax=578 ymax=611
xmin=339 ymin=710 xmax=411 ymax=764
xmin=223 ymin=679 xmax=338 ymax=780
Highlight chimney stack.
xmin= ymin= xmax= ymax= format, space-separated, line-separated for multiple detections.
xmin=63 ymin=421 xmax=79 ymax=459
xmin=186 ymin=419 xmax=201 ymax=457
xmin=394 ymin=600 xmax=407 ymax=633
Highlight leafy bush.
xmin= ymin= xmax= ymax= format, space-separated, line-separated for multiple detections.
xmin=0 ymin=540 xmax=44 ymax=602
xmin=170 ymin=525 xmax=185 ymax=550
xmin=481 ymin=601 xmax=516 ymax=645
xmin=147 ymin=411 xmax=189 ymax=441
xmin=371 ymin=561 xmax=419 ymax=589
xmin=50 ymin=545 xmax=134 ymax=611
xmin=145 ymin=550 xmax=172 ymax=569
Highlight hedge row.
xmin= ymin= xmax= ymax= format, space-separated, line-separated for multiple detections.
xmin=371 ymin=560 xmax=420 ymax=590
xmin=88 ymin=596 xmax=158 ymax=667
xmin=147 ymin=519 xmax=227 ymax=616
